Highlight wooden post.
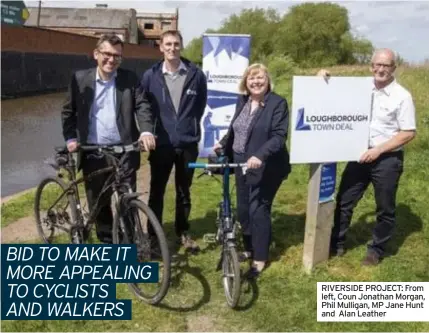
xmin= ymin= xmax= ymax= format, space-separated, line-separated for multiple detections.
xmin=302 ymin=163 xmax=336 ymax=273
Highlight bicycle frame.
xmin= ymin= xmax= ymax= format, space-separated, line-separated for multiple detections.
xmin=189 ymin=155 xmax=247 ymax=308
xmin=48 ymin=142 xmax=141 ymax=235
xmin=188 ymin=155 xmax=247 ymax=243
xmin=217 ymin=156 xmax=237 ymax=239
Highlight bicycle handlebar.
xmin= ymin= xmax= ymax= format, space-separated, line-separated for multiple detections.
xmin=189 ymin=162 xmax=248 ymax=176
xmin=55 ymin=141 xmax=143 ymax=155
xmin=79 ymin=141 xmax=142 ymax=154
xmin=188 ymin=162 xmax=247 ymax=169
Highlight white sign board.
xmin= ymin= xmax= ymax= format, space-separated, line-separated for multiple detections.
xmin=290 ymin=76 xmax=374 ymax=164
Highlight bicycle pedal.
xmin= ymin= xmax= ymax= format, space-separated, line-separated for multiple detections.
xmin=203 ymin=233 xmax=217 ymax=243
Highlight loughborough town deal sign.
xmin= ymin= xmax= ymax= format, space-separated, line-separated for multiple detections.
xmin=290 ymin=76 xmax=374 ymax=164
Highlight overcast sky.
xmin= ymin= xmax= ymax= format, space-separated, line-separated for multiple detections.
xmin=24 ymin=0 xmax=429 ymax=64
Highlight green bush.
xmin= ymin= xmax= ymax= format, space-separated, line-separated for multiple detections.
xmin=265 ymin=54 xmax=297 ymax=81
xmin=183 ymin=4 xmax=375 ymax=68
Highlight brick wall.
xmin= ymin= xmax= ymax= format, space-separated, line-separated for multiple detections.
xmin=1 ymin=25 xmax=162 ymax=98
xmin=1 ymin=25 xmax=162 ymax=59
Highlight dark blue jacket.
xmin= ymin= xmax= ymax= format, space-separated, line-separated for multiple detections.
xmin=140 ymin=57 xmax=207 ymax=148
xmin=220 ymin=91 xmax=291 ymax=185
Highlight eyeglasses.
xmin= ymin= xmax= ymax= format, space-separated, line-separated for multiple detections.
xmin=98 ymin=51 xmax=122 ymax=61
xmin=372 ymin=63 xmax=394 ymax=69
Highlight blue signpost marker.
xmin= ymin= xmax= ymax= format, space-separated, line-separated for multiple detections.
xmin=1 ymin=1 xmax=29 ymax=26
xmin=303 ymin=163 xmax=337 ymax=272
xmin=319 ymin=163 xmax=337 ymax=203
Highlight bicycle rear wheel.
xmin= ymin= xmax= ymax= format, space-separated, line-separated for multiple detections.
xmin=112 ymin=198 xmax=171 ymax=305
xmin=222 ymin=245 xmax=241 ymax=308
xmin=34 ymin=176 xmax=82 ymax=244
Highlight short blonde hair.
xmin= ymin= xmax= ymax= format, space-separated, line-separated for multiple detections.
xmin=238 ymin=63 xmax=274 ymax=95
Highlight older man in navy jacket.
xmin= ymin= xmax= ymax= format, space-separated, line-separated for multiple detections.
xmin=140 ymin=30 xmax=207 ymax=253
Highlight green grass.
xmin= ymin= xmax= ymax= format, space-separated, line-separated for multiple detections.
xmin=1 ymin=154 xmax=150 ymax=228
xmin=1 ymin=190 xmax=39 ymax=227
xmin=1 ymin=176 xmax=85 ymax=228
xmin=1 ymin=66 xmax=428 ymax=332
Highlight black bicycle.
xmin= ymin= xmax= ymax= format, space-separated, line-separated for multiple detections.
xmin=188 ymin=151 xmax=247 ymax=308
xmin=34 ymin=141 xmax=170 ymax=305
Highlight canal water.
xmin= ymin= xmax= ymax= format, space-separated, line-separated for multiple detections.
xmin=1 ymin=93 xmax=66 ymax=197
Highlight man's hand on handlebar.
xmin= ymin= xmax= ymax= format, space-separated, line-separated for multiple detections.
xmin=138 ymin=133 xmax=156 ymax=152
xmin=67 ymin=140 xmax=80 ymax=153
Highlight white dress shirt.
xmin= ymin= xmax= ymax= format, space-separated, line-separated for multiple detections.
xmin=369 ymin=79 xmax=416 ymax=149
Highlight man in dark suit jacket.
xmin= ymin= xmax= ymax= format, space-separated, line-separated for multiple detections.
xmin=61 ymin=33 xmax=155 ymax=243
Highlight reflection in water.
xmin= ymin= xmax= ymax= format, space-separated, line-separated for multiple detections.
xmin=1 ymin=93 xmax=66 ymax=197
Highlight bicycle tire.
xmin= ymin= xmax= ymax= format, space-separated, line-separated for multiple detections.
xmin=34 ymin=176 xmax=80 ymax=244
xmin=112 ymin=198 xmax=171 ymax=305
xmin=222 ymin=245 xmax=241 ymax=308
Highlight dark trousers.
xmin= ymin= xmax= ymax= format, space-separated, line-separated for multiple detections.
xmin=234 ymin=152 xmax=282 ymax=262
xmin=148 ymin=144 xmax=199 ymax=236
xmin=82 ymin=152 xmax=137 ymax=243
xmin=330 ymin=151 xmax=404 ymax=257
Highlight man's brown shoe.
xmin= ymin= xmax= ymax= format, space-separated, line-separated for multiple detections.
xmin=361 ymin=252 xmax=380 ymax=266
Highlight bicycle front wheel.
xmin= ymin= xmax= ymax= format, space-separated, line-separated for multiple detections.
xmin=222 ymin=245 xmax=241 ymax=308
xmin=34 ymin=176 xmax=81 ymax=244
xmin=112 ymin=198 xmax=171 ymax=305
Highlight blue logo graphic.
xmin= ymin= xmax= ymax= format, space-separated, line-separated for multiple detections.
xmin=206 ymin=90 xmax=239 ymax=109
xmin=203 ymin=36 xmax=251 ymax=59
xmin=202 ymin=112 xmax=229 ymax=148
xmin=295 ymin=108 xmax=311 ymax=131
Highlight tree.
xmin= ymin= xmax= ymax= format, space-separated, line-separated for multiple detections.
xmin=182 ymin=3 xmax=375 ymax=68
xmin=182 ymin=8 xmax=281 ymax=64
xmin=275 ymin=3 xmax=351 ymax=67
xmin=182 ymin=36 xmax=203 ymax=65
xmin=339 ymin=32 xmax=373 ymax=64
xmin=217 ymin=7 xmax=281 ymax=62
xmin=351 ymin=38 xmax=374 ymax=64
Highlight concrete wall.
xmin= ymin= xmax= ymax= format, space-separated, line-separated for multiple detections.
xmin=136 ymin=11 xmax=178 ymax=42
xmin=25 ymin=7 xmax=139 ymax=44
xmin=129 ymin=8 xmax=138 ymax=44
xmin=1 ymin=25 xmax=162 ymax=98
xmin=44 ymin=27 xmax=129 ymax=42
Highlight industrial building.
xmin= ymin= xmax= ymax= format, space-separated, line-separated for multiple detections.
xmin=24 ymin=5 xmax=179 ymax=46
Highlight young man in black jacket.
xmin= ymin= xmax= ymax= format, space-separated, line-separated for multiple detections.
xmin=140 ymin=30 xmax=207 ymax=252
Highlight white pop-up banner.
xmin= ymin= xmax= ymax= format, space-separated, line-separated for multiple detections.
xmin=290 ymin=76 xmax=374 ymax=164
xmin=199 ymin=33 xmax=251 ymax=157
